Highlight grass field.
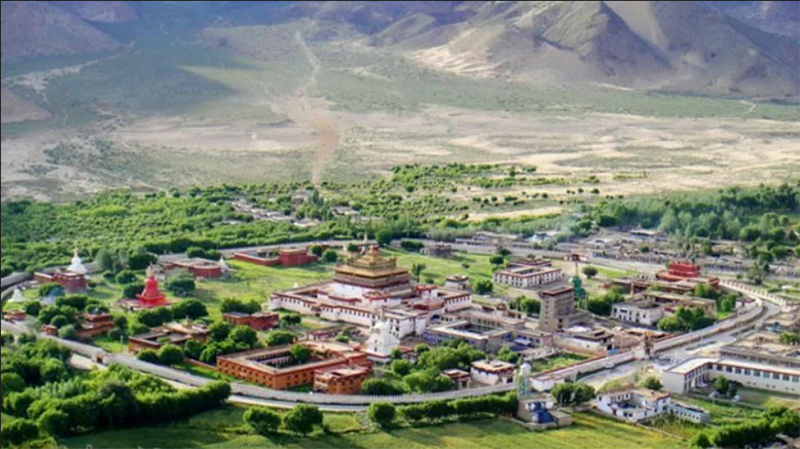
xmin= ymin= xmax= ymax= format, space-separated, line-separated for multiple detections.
xmin=60 ymin=407 xmax=685 ymax=449
xmin=532 ymin=353 xmax=589 ymax=373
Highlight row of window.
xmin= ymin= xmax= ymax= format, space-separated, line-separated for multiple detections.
xmin=714 ymin=364 xmax=800 ymax=383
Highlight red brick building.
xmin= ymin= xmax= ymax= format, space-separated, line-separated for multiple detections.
xmin=217 ymin=340 xmax=371 ymax=391
xmin=313 ymin=366 xmax=371 ymax=394
xmin=222 ymin=311 xmax=280 ymax=331
xmin=163 ymin=258 xmax=225 ymax=278
xmin=233 ymin=247 xmax=318 ymax=267
xmin=3 ymin=310 xmax=26 ymax=322
xmin=128 ymin=323 xmax=211 ymax=352
xmin=33 ymin=271 xmax=88 ymax=294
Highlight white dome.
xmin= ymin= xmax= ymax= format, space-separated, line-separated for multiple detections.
xmin=67 ymin=249 xmax=87 ymax=274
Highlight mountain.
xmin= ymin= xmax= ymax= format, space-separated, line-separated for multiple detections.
xmin=0 ymin=87 xmax=51 ymax=124
xmin=0 ymin=1 xmax=121 ymax=61
xmin=701 ymin=1 xmax=800 ymax=37
xmin=53 ymin=1 xmax=139 ymax=23
xmin=289 ymin=1 xmax=799 ymax=97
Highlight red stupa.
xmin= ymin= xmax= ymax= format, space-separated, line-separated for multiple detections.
xmin=137 ymin=270 xmax=168 ymax=308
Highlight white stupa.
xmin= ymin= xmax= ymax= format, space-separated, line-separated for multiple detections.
xmin=9 ymin=288 xmax=25 ymax=303
xmin=67 ymin=249 xmax=87 ymax=275
xmin=219 ymin=256 xmax=230 ymax=273
xmin=366 ymin=308 xmax=400 ymax=358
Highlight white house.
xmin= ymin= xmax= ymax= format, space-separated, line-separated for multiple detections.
xmin=612 ymin=300 xmax=664 ymax=326
xmin=661 ymin=357 xmax=800 ymax=396
xmin=595 ymin=388 xmax=671 ymax=422
xmin=470 ymin=360 xmax=516 ymax=385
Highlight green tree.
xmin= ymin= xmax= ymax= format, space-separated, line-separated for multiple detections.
xmin=166 ymin=272 xmax=196 ymax=297
xmin=115 ymin=270 xmax=138 ymax=285
xmin=642 ymin=376 xmax=663 ymax=391
xmin=229 ymin=326 xmax=258 ymax=348
xmin=208 ymin=321 xmax=232 ymax=342
xmin=95 ymin=248 xmax=116 ymax=273
xmin=690 ymin=432 xmax=712 ymax=448
xmin=346 ymin=243 xmax=359 ymax=253
xmin=58 ymin=325 xmax=77 ymax=340
xmin=266 ymin=330 xmax=296 ymax=347
xmin=283 ymin=404 xmax=323 ymax=435
xmin=323 ymin=250 xmax=339 ymax=263
xmin=489 ymin=255 xmax=505 ymax=266
xmin=172 ymin=299 xmax=208 ymax=320
xmin=411 ymin=263 xmax=426 ymax=283
xmin=390 ymin=348 xmax=403 ymax=360
xmin=404 ymin=370 xmax=454 ymax=393
xmin=1 ymin=419 xmax=39 ymax=447
xmin=137 ymin=349 xmax=161 ymax=364
xmin=280 ymin=313 xmax=302 ymax=328
xmin=376 ymin=230 xmax=393 ymax=246
xmin=361 ymin=378 xmax=406 ymax=396
xmin=243 ymin=408 xmax=281 ymax=435
xmin=0 ymin=373 xmax=25 ymax=398
xmin=37 ymin=409 xmax=70 ymax=437
xmin=289 ymin=344 xmax=311 ymax=364
xmin=122 ymin=282 xmax=144 ymax=300
xmin=50 ymin=315 xmax=69 ymax=329
xmin=391 ymin=359 xmax=412 ymax=377
xmin=497 ymin=346 xmax=520 ymax=364
xmin=309 ymin=245 xmax=324 ymax=257
xmin=714 ymin=376 xmax=732 ymax=396
xmin=473 ymin=280 xmax=493 ymax=295
xmin=158 ymin=344 xmax=185 ymax=366
xmin=414 ymin=344 xmax=430 ymax=355
xmin=367 ymin=402 xmax=396 ymax=428
xmin=779 ymin=332 xmax=800 ymax=345
xmin=582 ymin=266 xmax=598 ymax=279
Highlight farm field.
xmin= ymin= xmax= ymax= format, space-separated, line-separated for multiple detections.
xmin=59 ymin=407 xmax=685 ymax=449
xmin=2 ymin=4 xmax=799 ymax=201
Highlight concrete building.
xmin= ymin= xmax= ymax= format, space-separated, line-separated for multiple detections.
xmin=217 ymin=340 xmax=371 ymax=391
xmin=612 ymin=299 xmax=664 ymax=326
xmin=668 ymin=402 xmax=710 ymax=424
xmin=661 ymin=357 xmax=800 ymax=396
xmin=641 ymin=291 xmax=717 ymax=318
xmin=595 ymin=387 xmax=671 ymax=422
xmin=556 ymin=327 xmax=615 ymax=353
xmin=539 ymin=286 xmax=583 ymax=333
xmin=720 ymin=331 xmax=800 ymax=369
xmin=470 ymin=359 xmax=516 ymax=385
xmin=493 ymin=265 xmax=564 ymax=289
xmin=422 ymin=310 xmax=524 ymax=352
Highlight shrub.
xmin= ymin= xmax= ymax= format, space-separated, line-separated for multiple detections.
xmin=37 ymin=409 xmax=70 ymax=437
xmin=323 ymin=250 xmax=339 ymax=263
xmin=289 ymin=344 xmax=311 ymax=364
xmin=367 ymin=402 xmax=396 ymax=428
xmin=283 ymin=404 xmax=323 ymax=435
xmin=1 ymin=419 xmax=39 ymax=447
xmin=642 ymin=376 xmax=663 ymax=391
xmin=361 ymin=378 xmax=406 ymax=396
xmin=244 ymin=407 xmax=281 ymax=435
xmin=473 ymin=280 xmax=493 ymax=295
xmin=208 ymin=322 xmax=232 ymax=342
xmin=1 ymin=373 xmax=26 ymax=398
xmin=23 ymin=301 xmax=42 ymax=317
xmin=390 ymin=359 xmax=412 ymax=377
xmin=115 ymin=271 xmax=138 ymax=285
xmin=229 ymin=326 xmax=258 ymax=348
xmin=58 ymin=325 xmax=78 ymax=341
xmin=122 ymin=282 xmax=144 ymax=300
xmin=137 ymin=349 xmax=161 ymax=365
xmin=266 ymin=330 xmax=296 ymax=347
xmin=172 ymin=299 xmax=208 ymax=320
xmin=158 ymin=344 xmax=185 ymax=366
xmin=49 ymin=315 xmax=69 ymax=329
xmin=56 ymin=295 xmax=88 ymax=311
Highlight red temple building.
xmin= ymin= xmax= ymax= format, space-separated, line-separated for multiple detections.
xmin=656 ymin=261 xmax=719 ymax=289
xmin=136 ymin=272 xmax=169 ymax=308
xmin=233 ymin=247 xmax=318 ymax=267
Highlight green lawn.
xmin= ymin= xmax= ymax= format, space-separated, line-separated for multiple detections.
xmin=93 ymin=335 xmax=127 ymax=354
xmin=532 ymin=353 xmax=588 ymax=373
xmin=60 ymin=408 xmax=684 ymax=449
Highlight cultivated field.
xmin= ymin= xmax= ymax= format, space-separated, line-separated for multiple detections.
xmin=2 ymin=16 xmax=799 ymax=201
xmin=59 ymin=407 xmax=685 ymax=449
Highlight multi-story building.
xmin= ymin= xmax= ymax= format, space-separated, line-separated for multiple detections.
xmin=423 ymin=310 xmax=525 ymax=352
xmin=493 ymin=265 xmax=564 ymax=289
xmin=312 ymin=366 xmax=371 ymax=394
xmin=555 ymin=327 xmax=615 ymax=353
xmin=641 ymin=291 xmax=717 ymax=318
xmin=470 ymin=360 xmax=516 ymax=385
xmin=539 ymin=286 xmax=584 ymax=333
xmin=612 ymin=299 xmax=664 ymax=326
xmin=217 ymin=340 xmax=371 ymax=391
xmin=661 ymin=357 xmax=800 ymax=396
xmin=269 ymin=246 xmax=471 ymax=338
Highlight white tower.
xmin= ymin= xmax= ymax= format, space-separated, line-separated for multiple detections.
xmin=67 ymin=248 xmax=87 ymax=275
xmin=9 ymin=288 xmax=25 ymax=303
xmin=366 ymin=307 xmax=400 ymax=357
